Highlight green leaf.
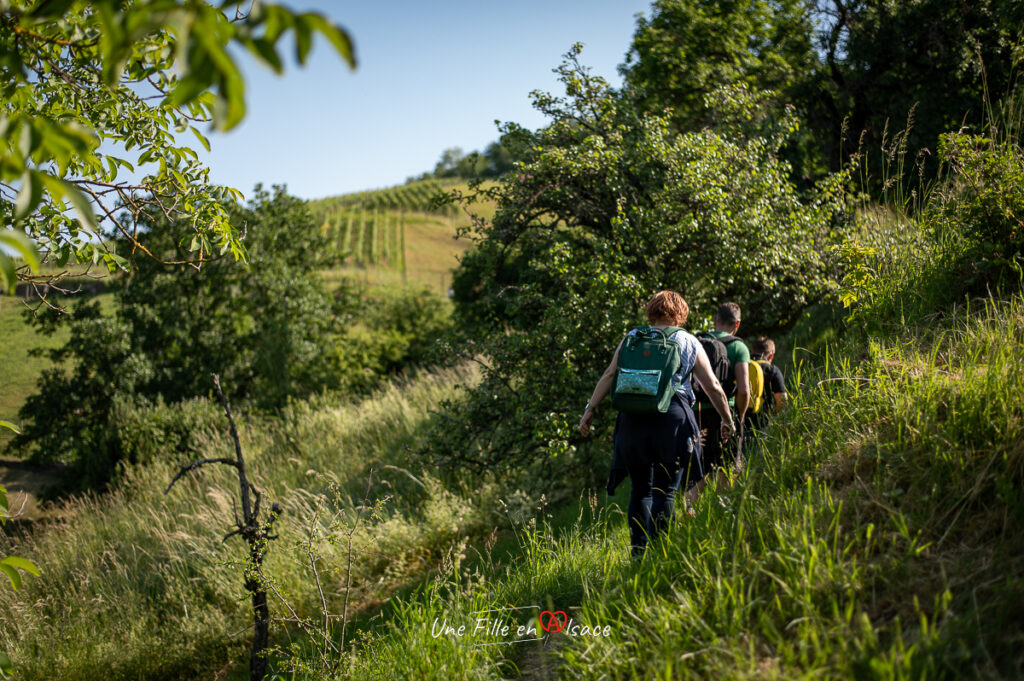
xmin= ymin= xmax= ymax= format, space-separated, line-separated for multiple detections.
xmin=54 ymin=244 xmax=71 ymax=268
xmin=0 ymin=255 xmax=14 ymax=294
xmin=0 ymin=229 xmax=40 ymax=273
xmin=301 ymin=13 xmax=356 ymax=68
xmin=0 ymin=556 xmax=40 ymax=578
xmin=165 ymin=74 xmax=211 ymax=109
xmin=29 ymin=0 xmax=76 ymax=18
xmin=13 ymin=172 xmax=41 ymax=220
xmin=190 ymin=126 xmax=211 ymax=152
xmin=245 ymin=37 xmax=284 ymax=74
xmin=0 ymin=229 xmax=39 ymax=292
xmin=0 ymin=421 xmax=20 ymax=434
xmin=0 ymin=564 xmax=21 ymax=591
xmin=102 ymin=252 xmax=129 ymax=274
xmin=18 ymin=123 xmax=36 ymax=160
xmin=294 ymin=16 xmax=313 ymax=64
xmin=0 ymin=651 xmax=12 ymax=678
xmin=57 ymin=181 xmax=99 ymax=234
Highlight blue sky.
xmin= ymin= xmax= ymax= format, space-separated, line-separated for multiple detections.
xmin=199 ymin=0 xmax=653 ymax=200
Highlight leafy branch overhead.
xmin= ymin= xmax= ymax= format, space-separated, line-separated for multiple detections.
xmin=0 ymin=0 xmax=355 ymax=288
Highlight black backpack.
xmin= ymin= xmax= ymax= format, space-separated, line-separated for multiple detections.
xmin=693 ymin=332 xmax=736 ymax=402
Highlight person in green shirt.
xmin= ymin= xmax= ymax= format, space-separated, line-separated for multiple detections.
xmin=692 ymin=302 xmax=750 ymax=496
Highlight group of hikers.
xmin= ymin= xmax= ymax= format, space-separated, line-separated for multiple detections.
xmin=578 ymin=291 xmax=787 ymax=558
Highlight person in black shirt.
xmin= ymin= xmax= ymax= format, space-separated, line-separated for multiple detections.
xmin=747 ymin=336 xmax=787 ymax=435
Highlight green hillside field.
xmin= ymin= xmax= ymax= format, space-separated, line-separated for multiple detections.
xmin=309 ymin=178 xmax=496 ymax=293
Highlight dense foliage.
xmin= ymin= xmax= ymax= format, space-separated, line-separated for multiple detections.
xmin=623 ymin=0 xmax=1024 ymax=180
xmin=623 ymin=0 xmax=814 ymax=133
xmin=0 ymin=0 xmax=354 ymax=290
xmin=11 ymin=186 xmax=336 ymax=484
xmin=833 ymin=93 xmax=1024 ymax=329
xmin=928 ymin=128 xmax=1024 ymax=290
xmin=428 ymin=49 xmax=847 ymax=484
xmin=11 ymin=186 xmax=452 ymax=487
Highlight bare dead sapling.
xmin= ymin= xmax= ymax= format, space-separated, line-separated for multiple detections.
xmin=165 ymin=373 xmax=281 ymax=681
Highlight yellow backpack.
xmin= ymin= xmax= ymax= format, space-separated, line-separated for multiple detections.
xmin=748 ymin=359 xmax=766 ymax=414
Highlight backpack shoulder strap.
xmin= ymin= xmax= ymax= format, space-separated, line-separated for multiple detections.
xmin=719 ymin=334 xmax=740 ymax=345
xmin=622 ymin=325 xmax=649 ymax=344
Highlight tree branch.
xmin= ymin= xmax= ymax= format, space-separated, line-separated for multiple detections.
xmin=165 ymin=457 xmax=238 ymax=494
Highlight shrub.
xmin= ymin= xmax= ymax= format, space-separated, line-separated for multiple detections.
xmin=927 ymin=129 xmax=1024 ymax=291
xmin=111 ymin=396 xmax=228 ymax=468
xmin=429 ymin=49 xmax=848 ymax=489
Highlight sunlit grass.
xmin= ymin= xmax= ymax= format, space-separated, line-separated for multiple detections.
xmin=0 ymin=363 xmax=487 ymax=681
xmin=319 ymin=292 xmax=1024 ymax=680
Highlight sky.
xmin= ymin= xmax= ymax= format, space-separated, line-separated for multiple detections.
xmin=198 ymin=0 xmax=653 ymax=200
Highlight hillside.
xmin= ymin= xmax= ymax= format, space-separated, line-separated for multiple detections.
xmin=2 ymin=191 xmax=1023 ymax=678
xmin=308 ymin=178 xmax=497 ymax=293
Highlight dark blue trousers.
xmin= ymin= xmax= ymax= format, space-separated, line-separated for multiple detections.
xmin=611 ymin=394 xmax=702 ymax=556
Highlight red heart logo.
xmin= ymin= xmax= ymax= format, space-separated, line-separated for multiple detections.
xmin=539 ymin=610 xmax=567 ymax=634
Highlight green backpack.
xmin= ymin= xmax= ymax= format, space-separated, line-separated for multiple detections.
xmin=610 ymin=326 xmax=687 ymax=414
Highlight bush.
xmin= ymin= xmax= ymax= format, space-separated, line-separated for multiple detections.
xmin=428 ymin=50 xmax=848 ymax=489
xmin=331 ymin=282 xmax=453 ymax=393
xmin=927 ymin=129 xmax=1024 ymax=291
xmin=111 ymin=396 xmax=228 ymax=468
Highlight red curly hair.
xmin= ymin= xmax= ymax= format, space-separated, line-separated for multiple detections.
xmin=645 ymin=290 xmax=689 ymax=325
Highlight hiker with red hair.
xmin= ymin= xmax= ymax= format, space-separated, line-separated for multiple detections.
xmin=579 ymin=290 xmax=733 ymax=558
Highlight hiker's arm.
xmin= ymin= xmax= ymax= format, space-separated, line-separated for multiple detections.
xmin=771 ymin=366 xmax=787 ymax=415
xmin=734 ymin=361 xmax=750 ymax=423
xmin=579 ymin=340 xmax=623 ymax=437
xmin=693 ymin=349 xmax=735 ymax=440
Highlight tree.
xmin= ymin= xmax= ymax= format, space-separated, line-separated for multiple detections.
xmin=433 ymin=147 xmax=465 ymax=177
xmin=13 ymin=185 xmax=347 ymax=487
xmin=430 ymin=47 xmax=847 ymax=485
xmin=483 ymin=140 xmax=514 ymax=177
xmin=810 ymin=0 xmax=1024 ymax=173
xmin=622 ymin=0 xmax=1024 ymax=180
xmin=621 ymin=0 xmax=816 ymax=130
xmin=1 ymin=0 xmax=355 ymax=290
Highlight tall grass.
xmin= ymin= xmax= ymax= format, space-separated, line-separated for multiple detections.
xmin=0 ymin=363 xmax=488 ymax=680
xmin=315 ymin=294 xmax=1024 ymax=680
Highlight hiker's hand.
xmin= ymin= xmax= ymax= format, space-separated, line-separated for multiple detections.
xmin=579 ymin=408 xmax=595 ymax=437
xmin=720 ymin=420 xmax=735 ymax=441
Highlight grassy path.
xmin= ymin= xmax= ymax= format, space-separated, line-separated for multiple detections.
xmin=329 ymin=296 xmax=1024 ymax=680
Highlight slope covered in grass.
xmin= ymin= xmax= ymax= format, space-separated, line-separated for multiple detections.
xmin=0 ymin=363 xmax=488 ymax=680
xmin=325 ymin=294 xmax=1024 ymax=680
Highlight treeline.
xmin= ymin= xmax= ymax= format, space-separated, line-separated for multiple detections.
xmin=623 ymin=0 xmax=1023 ymax=183
xmin=408 ymin=140 xmax=515 ymax=182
